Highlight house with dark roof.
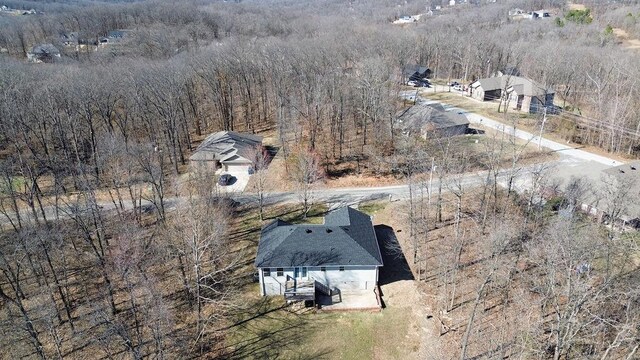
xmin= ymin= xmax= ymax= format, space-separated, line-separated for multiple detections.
xmin=470 ymin=75 xmax=554 ymax=114
xmin=27 ymin=44 xmax=61 ymax=63
xmin=397 ymin=103 xmax=469 ymax=138
xmin=402 ymin=64 xmax=431 ymax=83
xmin=255 ymin=207 xmax=383 ymax=304
xmin=190 ymin=131 xmax=262 ymax=173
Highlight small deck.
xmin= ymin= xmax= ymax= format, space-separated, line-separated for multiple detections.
xmin=284 ymin=279 xmax=381 ymax=311
xmin=284 ymin=280 xmax=316 ymax=301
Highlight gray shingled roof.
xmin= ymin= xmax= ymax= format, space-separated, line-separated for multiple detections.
xmin=31 ymin=43 xmax=60 ymax=55
xmin=255 ymin=207 xmax=383 ymax=268
xmin=397 ymin=103 xmax=469 ymax=133
xmin=189 ymin=131 xmax=262 ymax=164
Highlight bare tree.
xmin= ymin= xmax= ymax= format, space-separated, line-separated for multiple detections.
xmin=291 ymin=148 xmax=323 ymax=218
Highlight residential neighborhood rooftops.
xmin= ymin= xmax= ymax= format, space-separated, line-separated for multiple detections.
xmin=189 ymin=131 xmax=262 ymax=164
xmin=255 ymin=207 xmax=383 ymax=268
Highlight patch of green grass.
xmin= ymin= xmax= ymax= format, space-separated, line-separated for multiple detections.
xmin=225 ymin=301 xmax=414 ymax=360
xmin=279 ymin=203 xmax=329 ymax=224
xmin=0 ymin=176 xmax=25 ymax=195
xmin=357 ymin=201 xmax=388 ymax=216
xmin=289 ymin=307 xmax=414 ymax=360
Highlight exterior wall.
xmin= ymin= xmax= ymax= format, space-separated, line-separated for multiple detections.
xmin=259 ymin=266 xmax=379 ymax=296
xmin=545 ymin=93 xmax=555 ymax=108
xmin=521 ymin=95 xmax=532 ymax=113
xmin=470 ymin=87 xmax=485 ymax=101
xmin=223 ymin=163 xmax=251 ymax=174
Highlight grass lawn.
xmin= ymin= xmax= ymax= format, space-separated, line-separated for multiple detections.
xmin=357 ymin=200 xmax=388 ymax=216
xmin=0 ymin=176 xmax=25 ymax=195
xmin=226 ymin=295 xmax=416 ymax=360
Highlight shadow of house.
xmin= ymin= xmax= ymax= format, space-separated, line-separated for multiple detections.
xmin=374 ymin=225 xmax=414 ymax=286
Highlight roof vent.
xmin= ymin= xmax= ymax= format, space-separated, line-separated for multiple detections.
xmin=631 ymin=166 xmax=636 ymax=170
xmin=305 ymin=229 xmax=312 ymax=234
xmin=326 ymin=229 xmax=333 ymax=233
xmin=619 ymin=169 xmax=625 ymax=174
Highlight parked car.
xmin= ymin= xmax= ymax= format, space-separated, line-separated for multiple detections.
xmin=407 ymin=80 xmax=418 ymax=86
xmin=418 ymin=81 xmax=431 ymax=88
xmin=218 ymin=173 xmax=235 ymax=186
xmin=453 ymin=84 xmax=464 ymax=91
xmin=449 ymin=81 xmax=460 ymax=87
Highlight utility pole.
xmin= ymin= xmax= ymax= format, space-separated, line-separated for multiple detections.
xmin=538 ymin=106 xmax=547 ymax=150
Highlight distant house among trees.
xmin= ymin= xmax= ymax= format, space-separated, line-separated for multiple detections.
xmin=27 ymin=44 xmax=61 ymax=63
xmin=402 ymin=64 xmax=431 ymax=83
xmin=255 ymin=206 xmax=383 ymax=309
xmin=397 ymin=103 xmax=469 ymax=138
xmin=596 ymin=161 xmax=640 ymax=229
xmin=470 ymin=75 xmax=554 ymax=114
xmin=189 ymin=131 xmax=263 ymax=173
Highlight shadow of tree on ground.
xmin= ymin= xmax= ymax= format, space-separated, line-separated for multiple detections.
xmin=221 ymin=297 xmax=333 ymax=359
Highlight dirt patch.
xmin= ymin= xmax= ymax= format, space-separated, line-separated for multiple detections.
xmin=613 ymin=27 xmax=640 ymax=50
xmin=374 ymin=206 xmax=445 ymax=359
xmin=568 ymin=3 xmax=586 ymax=11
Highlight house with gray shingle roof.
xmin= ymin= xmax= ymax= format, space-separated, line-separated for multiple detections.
xmin=470 ymin=75 xmax=554 ymax=114
xmin=190 ymin=131 xmax=262 ymax=173
xmin=27 ymin=44 xmax=61 ymax=63
xmin=397 ymin=103 xmax=469 ymax=138
xmin=255 ymin=207 xmax=383 ymax=302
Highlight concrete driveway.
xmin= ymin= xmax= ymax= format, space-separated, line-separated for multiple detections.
xmin=216 ymin=168 xmax=250 ymax=193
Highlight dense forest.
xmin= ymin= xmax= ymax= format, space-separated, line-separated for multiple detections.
xmin=0 ymin=0 xmax=639 ymax=358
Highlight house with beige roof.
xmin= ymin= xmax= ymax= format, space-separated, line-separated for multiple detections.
xmin=470 ymin=75 xmax=554 ymax=114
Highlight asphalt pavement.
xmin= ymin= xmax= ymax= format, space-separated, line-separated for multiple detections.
xmin=0 ymin=91 xmax=621 ymax=227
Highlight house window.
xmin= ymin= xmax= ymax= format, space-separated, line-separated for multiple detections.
xmin=263 ymin=268 xmax=271 ymax=277
xmin=301 ymin=267 xmax=308 ymax=277
xmin=320 ymin=267 xmax=326 ymax=272
xmin=276 ymin=268 xmax=284 ymax=277
xmin=339 ymin=266 xmax=345 ymax=272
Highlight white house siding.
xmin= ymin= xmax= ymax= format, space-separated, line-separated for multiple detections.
xmin=259 ymin=266 xmax=379 ymax=296
xmin=223 ymin=163 xmax=251 ymax=173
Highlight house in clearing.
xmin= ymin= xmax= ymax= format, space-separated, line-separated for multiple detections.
xmin=469 ymin=76 xmax=506 ymax=102
xmin=397 ymin=103 xmax=469 ymax=138
xmin=27 ymin=44 xmax=61 ymax=63
xmin=189 ymin=131 xmax=262 ymax=173
xmin=470 ymin=75 xmax=554 ymax=114
xmin=402 ymin=64 xmax=431 ymax=83
xmin=595 ymin=161 xmax=640 ymax=229
xmin=255 ymin=207 xmax=383 ymax=309
xmin=506 ymin=78 xmax=555 ymax=114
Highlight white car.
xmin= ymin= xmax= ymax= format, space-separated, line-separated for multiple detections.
xmin=453 ymin=84 xmax=464 ymax=91
xmin=407 ymin=80 xmax=418 ymax=87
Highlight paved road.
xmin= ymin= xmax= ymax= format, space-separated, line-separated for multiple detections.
xmin=400 ymin=90 xmax=620 ymax=190
xmin=0 ymin=93 xmax=621 ymax=227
